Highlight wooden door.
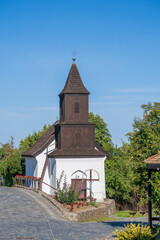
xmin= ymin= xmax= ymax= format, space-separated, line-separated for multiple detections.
xmin=71 ymin=179 xmax=86 ymax=199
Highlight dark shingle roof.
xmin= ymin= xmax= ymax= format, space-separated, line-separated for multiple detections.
xmin=144 ymin=153 xmax=160 ymax=170
xmin=95 ymin=142 xmax=110 ymax=157
xmin=22 ymin=122 xmax=110 ymax=159
xmin=22 ymin=124 xmax=55 ymax=157
xmin=59 ymin=63 xmax=90 ymax=95
xmin=48 ymin=143 xmax=109 ymax=158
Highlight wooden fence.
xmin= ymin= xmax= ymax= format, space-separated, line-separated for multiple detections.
xmin=15 ymin=175 xmax=41 ymax=190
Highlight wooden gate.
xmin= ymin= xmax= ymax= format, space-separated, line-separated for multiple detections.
xmin=71 ymin=179 xmax=86 ymax=199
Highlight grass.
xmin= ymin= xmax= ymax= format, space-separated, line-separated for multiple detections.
xmin=78 ymin=210 xmax=149 ymax=222
xmin=114 ymin=211 xmax=147 ymax=218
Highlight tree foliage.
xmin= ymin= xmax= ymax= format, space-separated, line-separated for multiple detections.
xmin=0 ymin=149 xmax=22 ymax=186
xmin=0 ymin=125 xmax=51 ymax=186
xmin=0 ymin=137 xmax=22 ymax=186
xmin=0 ymin=136 xmax=15 ymax=163
xmin=89 ymin=112 xmax=132 ymax=204
xmin=19 ymin=124 xmax=51 ymax=152
xmin=88 ymin=112 xmax=114 ymax=153
xmin=105 ymin=144 xmax=132 ymax=203
xmin=127 ymin=102 xmax=160 ymax=205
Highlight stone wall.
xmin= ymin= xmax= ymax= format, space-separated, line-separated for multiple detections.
xmin=41 ymin=191 xmax=116 ymax=221
xmin=15 ymin=185 xmax=116 ymax=222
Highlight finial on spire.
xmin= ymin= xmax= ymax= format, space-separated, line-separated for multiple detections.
xmin=72 ymin=51 xmax=77 ymax=62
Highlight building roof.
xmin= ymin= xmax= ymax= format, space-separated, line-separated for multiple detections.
xmin=144 ymin=153 xmax=160 ymax=170
xmin=59 ymin=63 xmax=90 ymax=95
xmin=22 ymin=121 xmax=110 ymax=158
xmin=22 ymin=124 xmax=56 ymax=158
xmin=95 ymin=142 xmax=110 ymax=157
xmin=48 ymin=146 xmax=107 ymax=158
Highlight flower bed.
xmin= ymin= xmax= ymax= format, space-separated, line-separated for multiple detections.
xmin=15 ymin=175 xmax=41 ymax=190
xmin=15 ymin=175 xmax=41 ymax=180
xmin=51 ymin=196 xmax=99 ymax=213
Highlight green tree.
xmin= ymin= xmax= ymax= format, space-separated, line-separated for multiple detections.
xmin=127 ymin=102 xmax=160 ymax=205
xmin=0 ymin=149 xmax=22 ymax=186
xmin=105 ymin=144 xmax=132 ymax=204
xmin=88 ymin=112 xmax=114 ymax=153
xmin=0 ymin=137 xmax=22 ymax=186
xmin=0 ymin=125 xmax=51 ymax=186
xmin=0 ymin=136 xmax=15 ymax=162
xmin=19 ymin=124 xmax=51 ymax=152
xmin=88 ymin=112 xmax=132 ymax=204
xmin=0 ymin=147 xmax=5 ymax=163
xmin=19 ymin=124 xmax=51 ymax=176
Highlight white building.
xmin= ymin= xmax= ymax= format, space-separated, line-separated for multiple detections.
xmin=23 ymin=62 xmax=110 ymax=202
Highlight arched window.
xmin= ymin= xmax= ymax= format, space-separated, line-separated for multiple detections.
xmin=75 ymin=102 xmax=79 ymax=113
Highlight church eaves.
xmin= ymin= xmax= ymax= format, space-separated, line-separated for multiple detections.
xmin=22 ymin=124 xmax=56 ymax=158
xmin=59 ymin=63 xmax=90 ymax=95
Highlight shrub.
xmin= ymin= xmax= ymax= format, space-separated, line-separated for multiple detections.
xmin=0 ymin=149 xmax=22 ymax=186
xmin=114 ymin=223 xmax=157 ymax=240
xmin=55 ymin=171 xmax=80 ymax=205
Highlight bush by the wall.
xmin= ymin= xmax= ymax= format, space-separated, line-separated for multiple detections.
xmin=114 ymin=223 xmax=157 ymax=240
xmin=55 ymin=171 xmax=80 ymax=205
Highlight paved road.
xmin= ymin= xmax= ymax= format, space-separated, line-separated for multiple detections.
xmin=0 ymin=187 xmax=149 ymax=240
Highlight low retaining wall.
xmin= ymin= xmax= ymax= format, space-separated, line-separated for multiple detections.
xmin=15 ymin=185 xmax=116 ymax=221
xmin=41 ymin=192 xmax=116 ymax=221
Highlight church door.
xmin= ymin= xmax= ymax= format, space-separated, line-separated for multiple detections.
xmin=71 ymin=179 xmax=86 ymax=199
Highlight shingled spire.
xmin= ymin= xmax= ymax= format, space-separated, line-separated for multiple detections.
xmin=49 ymin=61 xmax=108 ymax=157
xmin=59 ymin=63 xmax=90 ymax=95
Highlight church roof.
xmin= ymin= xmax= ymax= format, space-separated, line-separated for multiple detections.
xmin=48 ymin=142 xmax=110 ymax=158
xmin=59 ymin=63 xmax=90 ymax=95
xmin=22 ymin=124 xmax=56 ymax=158
xmin=144 ymin=153 xmax=160 ymax=170
xmin=22 ymin=121 xmax=110 ymax=158
xmin=95 ymin=142 xmax=110 ymax=157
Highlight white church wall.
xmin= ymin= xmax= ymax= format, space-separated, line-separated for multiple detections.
xmin=25 ymin=157 xmax=37 ymax=177
xmin=25 ymin=140 xmax=56 ymax=194
xmin=35 ymin=139 xmax=56 ymax=178
xmin=55 ymin=157 xmax=106 ymax=202
xmin=38 ymin=140 xmax=56 ymax=194
xmin=42 ymin=158 xmax=56 ymax=195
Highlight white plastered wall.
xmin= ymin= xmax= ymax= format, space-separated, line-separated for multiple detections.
xmin=40 ymin=140 xmax=56 ymax=195
xmin=54 ymin=157 xmax=106 ymax=202
xmin=25 ymin=139 xmax=106 ymax=201
xmin=25 ymin=140 xmax=56 ymax=195
xmin=25 ymin=157 xmax=37 ymax=177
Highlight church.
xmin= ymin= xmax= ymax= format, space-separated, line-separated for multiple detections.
xmin=22 ymin=62 xmax=110 ymax=202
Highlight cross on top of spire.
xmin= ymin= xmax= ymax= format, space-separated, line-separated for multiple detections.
xmin=72 ymin=51 xmax=77 ymax=62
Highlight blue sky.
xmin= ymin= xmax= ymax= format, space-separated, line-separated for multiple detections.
xmin=0 ymin=0 xmax=160 ymax=147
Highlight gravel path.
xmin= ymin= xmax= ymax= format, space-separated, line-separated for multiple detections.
xmin=0 ymin=187 xmax=152 ymax=240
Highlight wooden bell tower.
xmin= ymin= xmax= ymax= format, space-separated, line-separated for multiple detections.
xmin=54 ymin=63 xmax=96 ymax=151
xmin=51 ymin=62 xmax=106 ymax=158
xmin=59 ymin=63 xmax=90 ymax=124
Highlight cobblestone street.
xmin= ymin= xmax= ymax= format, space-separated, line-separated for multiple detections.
xmin=0 ymin=187 xmax=149 ymax=240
